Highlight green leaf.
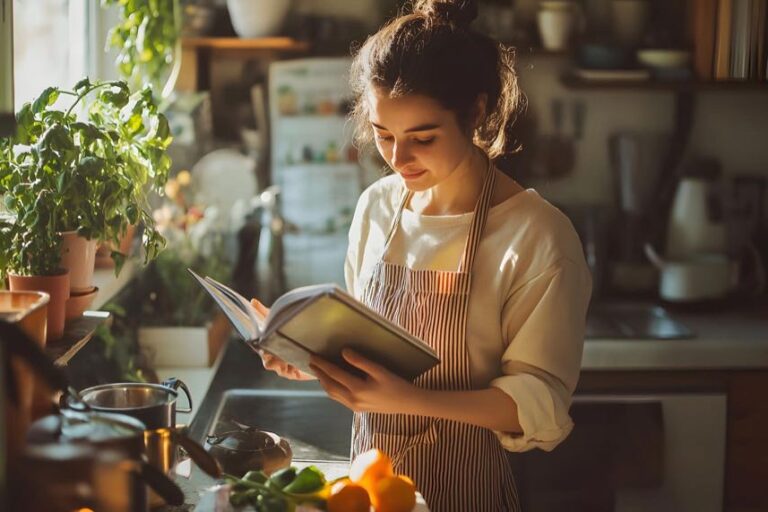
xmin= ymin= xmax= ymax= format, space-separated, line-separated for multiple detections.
xmin=32 ymin=87 xmax=60 ymax=114
xmin=74 ymin=77 xmax=92 ymax=93
xmin=100 ymin=87 xmax=130 ymax=108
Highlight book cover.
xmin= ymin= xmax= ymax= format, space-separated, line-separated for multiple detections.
xmin=189 ymin=269 xmax=440 ymax=380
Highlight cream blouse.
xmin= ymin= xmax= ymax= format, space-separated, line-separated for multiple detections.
xmin=344 ymin=173 xmax=592 ymax=452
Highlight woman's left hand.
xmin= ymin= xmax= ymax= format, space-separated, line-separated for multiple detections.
xmin=309 ymin=349 xmax=421 ymax=415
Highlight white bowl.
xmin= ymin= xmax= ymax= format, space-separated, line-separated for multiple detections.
xmin=226 ymin=0 xmax=292 ymax=38
xmin=637 ymin=49 xmax=691 ymax=69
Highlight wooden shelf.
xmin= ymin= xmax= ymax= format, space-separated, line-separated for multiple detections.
xmin=561 ymin=74 xmax=768 ymax=92
xmin=181 ymin=37 xmax=310 ymax=53
xmin=47 ymin=311 xmax=111 ymax=366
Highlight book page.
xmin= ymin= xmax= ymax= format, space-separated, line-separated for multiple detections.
xmin=188 ymin=269 xmax=264 ymax=339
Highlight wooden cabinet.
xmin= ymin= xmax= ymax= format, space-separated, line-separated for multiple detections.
xmin=573 ymin=370 xmax=768 ymax=512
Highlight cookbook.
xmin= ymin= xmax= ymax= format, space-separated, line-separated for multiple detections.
xmin=189 ymin=269 xmax=440 ymax=380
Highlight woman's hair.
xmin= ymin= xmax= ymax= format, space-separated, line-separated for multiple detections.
xmin=349 ymin=0 xmax=523 ymax=160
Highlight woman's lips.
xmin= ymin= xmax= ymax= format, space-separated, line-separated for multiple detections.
xmin=400 ymin=169 xmax=427 ymax=180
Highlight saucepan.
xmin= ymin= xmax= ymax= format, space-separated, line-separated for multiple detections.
xmin=27 ymin=408 xmax=186 ymax=507
xmin=76 ymin=378 xmax=193 ymax=430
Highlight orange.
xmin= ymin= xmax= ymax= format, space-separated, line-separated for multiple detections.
xmin=371 ymin=475 xmax=416 ymax=512
xmin=327 ymin=479 xmax=371 ymax=512
xmin=349 ymin=449 xmax=394 ymax=494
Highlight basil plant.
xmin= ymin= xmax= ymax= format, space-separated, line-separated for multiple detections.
xmin=0 ymin=78 xmax=172 ymax=277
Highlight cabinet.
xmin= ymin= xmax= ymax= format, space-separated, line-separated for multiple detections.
xmin=515 ymin=370 xmax=768 ymax=512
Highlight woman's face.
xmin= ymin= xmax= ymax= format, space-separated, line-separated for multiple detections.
xmin=367 ymin=88 xmax=475 ymax=192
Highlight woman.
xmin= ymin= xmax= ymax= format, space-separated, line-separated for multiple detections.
xmin=255 ymin=1 xmax=592 ymax=509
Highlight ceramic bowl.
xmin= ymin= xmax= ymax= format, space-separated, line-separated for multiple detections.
xmin=65 ymin=286 xmax=98 ymax=321
xmin=578 ymin=44 xmax=631 ymax=69
xmin=637 ymin=49 xmax=691 ymax=69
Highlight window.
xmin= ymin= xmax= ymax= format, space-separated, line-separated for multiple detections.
xmin=12 ymin=0 xmax=90 ymax=109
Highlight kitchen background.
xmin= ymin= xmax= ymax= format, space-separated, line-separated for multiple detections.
xmin=2 ymin=0 xmax=768 ymax=511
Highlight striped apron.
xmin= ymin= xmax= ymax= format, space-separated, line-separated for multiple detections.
xmin=352 ymin=165 xmax=521 ymax=511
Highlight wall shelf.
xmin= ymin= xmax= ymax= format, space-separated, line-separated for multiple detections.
xmin=561 ymin=74 xmax=768 ymax=92
xmin=181 ymin=37 xmax=310 ymax=53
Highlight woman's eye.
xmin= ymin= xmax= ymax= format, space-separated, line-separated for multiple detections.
xmin=414 ymin=138 xmax=435 ymax=145
xmin=375 ymin=133 xmax=393 ymax=142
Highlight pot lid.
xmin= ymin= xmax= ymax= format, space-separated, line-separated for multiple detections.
xmin=207 ymin=428 xmax=280 ymax=452
xmin=60 ymin=410 xmax=146 ymax=442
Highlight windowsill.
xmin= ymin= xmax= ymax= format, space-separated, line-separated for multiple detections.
xmin=92 ymin=258 xmax=137 ymax=309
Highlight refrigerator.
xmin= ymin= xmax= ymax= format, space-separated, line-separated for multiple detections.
xmin=268 ymin=58 xmax=377 ymax=292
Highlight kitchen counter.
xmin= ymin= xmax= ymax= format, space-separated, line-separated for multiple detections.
xmin=583 ymin=305 xmax=768 ymax=370
xmin=178 ymin=303 xmax=768 ymax=511
xmin=189 ymin=304 xmax=768 ymax=442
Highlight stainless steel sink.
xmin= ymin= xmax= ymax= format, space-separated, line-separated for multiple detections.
xmin=207 ymin=389 xmax=353 ymax=461
xmin=586 ymin=302 xmax=694 ymax=340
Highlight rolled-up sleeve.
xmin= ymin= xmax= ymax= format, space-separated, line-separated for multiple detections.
xmin=490 ymin=257 xmax=591 ymax=452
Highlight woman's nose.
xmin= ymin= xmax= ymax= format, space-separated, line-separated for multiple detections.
xmin=391 ymin=141 xmax=414 ymax=168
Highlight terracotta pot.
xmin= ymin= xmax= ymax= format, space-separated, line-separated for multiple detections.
xmin=95 ymin=224 xmax=137 ymax=269
xmin=59 ymin=231 xmax=97 ymax=293
xmin=9 ymin=270 xmax=70 ymax=342
xmin=0 ymin=291 xmax=50 ymax=463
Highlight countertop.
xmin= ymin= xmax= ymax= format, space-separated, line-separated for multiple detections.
xmin=582 ymin=304 xmax=768 ymax=370
xmin=173 ymin=303 xmax=768 ymax=510
xmin=189 ymin=303 xmax=768 ymax=442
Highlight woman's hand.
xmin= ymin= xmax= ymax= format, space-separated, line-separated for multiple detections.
xmin=309 ymin=349 xmax=423 ymax=415
xmin=250 ymin=299 xmax=315 ymax=381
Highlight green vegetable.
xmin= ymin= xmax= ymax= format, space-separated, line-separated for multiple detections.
xmin=282 ymin=466 xmax=326 ymax=494
xmin=268 ymin=467 xmax=297 ymax=490
xmin=244 ymin=470 xmax=269 ymax=484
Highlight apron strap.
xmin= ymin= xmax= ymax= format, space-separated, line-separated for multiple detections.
xmin=458 ymin=156 xmax=496 ymax=273
xmin=381 ymin=186 xmax=412 ymax=255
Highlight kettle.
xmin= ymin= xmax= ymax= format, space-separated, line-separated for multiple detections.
xmin=666 ymin=172 xmax=727 ymax=259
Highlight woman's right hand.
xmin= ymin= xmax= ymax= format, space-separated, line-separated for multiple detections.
xmin=250 ymin=299 xmax=316 ymax=381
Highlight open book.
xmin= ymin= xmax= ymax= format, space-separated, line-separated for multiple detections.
xmin=189 ymin=270 xmax=440 ymax=380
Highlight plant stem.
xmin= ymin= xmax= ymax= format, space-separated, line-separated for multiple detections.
xmin=64 ymin=82 xmax=113 ymax=118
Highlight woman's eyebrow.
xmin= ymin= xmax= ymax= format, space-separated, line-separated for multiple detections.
xmin=370 ymin=121 xmax=441 ymax=133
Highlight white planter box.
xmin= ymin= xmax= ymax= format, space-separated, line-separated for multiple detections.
xmin=138 ymin=326 xmax=210 ymax=368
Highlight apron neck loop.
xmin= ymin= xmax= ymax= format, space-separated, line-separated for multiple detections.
xmin=381 ymin=154 xmax=497 ymax=274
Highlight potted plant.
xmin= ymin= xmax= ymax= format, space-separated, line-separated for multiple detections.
xmin=0 ymin=78 xmax=172 ymax=335
xmin=102 ymin=0 xmax=182 ymax=101
xmin=0 ymin=211 xmax=69 ymax=342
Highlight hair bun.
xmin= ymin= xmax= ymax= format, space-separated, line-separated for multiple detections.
xmin=414 ymin=0 xmax=478 ymax=28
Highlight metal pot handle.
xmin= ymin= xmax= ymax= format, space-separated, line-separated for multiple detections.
xmin=161 ymin=377 xmax=193 ymax=413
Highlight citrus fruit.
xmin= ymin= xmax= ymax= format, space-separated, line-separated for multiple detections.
xmin=327 ymin=479 xmax=371 ymax=512
xmin=350 ymin=449 xmax=394 ymax=493
xmin=371 ymin=474 xmax=417 ymax=512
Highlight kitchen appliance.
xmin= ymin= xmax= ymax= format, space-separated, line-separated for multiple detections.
xmin=268 ymin=58 xmax=378 ymax=292
xmin=666 ymin=174 xmax=727 ymax=258
xmin=518 ymin=393 xmax=727 ymax=512
xmin=608 ymin=131 xmax=670 ymax=291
